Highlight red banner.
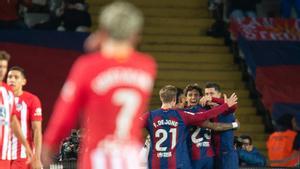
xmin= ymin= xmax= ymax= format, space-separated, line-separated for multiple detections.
xmin=230 ymin=18 xmax=300 ymax=41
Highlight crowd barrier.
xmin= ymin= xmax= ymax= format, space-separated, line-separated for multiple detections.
xmin=50 ymin=160 xmax=77 ymax=169
xmin=49 ymin=160 xmax=300 ymax=169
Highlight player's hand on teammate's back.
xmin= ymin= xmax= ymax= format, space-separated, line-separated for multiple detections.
xmin=224 ymin=93 xmax=238 ymax=107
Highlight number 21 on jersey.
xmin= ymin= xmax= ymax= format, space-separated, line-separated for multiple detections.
xmin=155 ymin=128 xmax=177 ymax=151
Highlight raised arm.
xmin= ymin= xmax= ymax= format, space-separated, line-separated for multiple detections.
xmin=211 ymin=93 xmax=238 ymax=114
xmin=182 ymin=93 xmax=238 ymax=126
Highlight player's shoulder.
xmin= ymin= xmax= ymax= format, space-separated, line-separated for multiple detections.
xmin=0 ymin=82 xmax=13 ymax=91
xmin=149 ymin=108 xmax=163 ymax=114
xmin=134 ymin=51 xmax=155 ymax=61
xmin=22 ymin=91 xmax=39 ymax=100
xmin=133 ymin=51 xmax=157 ymax=67
xmin=150 ymin=108 xmax=181 ymax=115
xmin=21 ymin=91 xmax=41 ymax=105
xmin=75 ymin=52 xmax=101 ymax=65
xmin=68 ymin=52 xmax=103 ymax=75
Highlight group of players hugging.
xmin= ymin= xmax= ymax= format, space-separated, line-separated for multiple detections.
xmin=140 ymin=82 xmax=239 ymax=169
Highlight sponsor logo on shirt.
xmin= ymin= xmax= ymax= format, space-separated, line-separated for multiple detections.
xmin=34 ymin=108 xmax=42 ymax=116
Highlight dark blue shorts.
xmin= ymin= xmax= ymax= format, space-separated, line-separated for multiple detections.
xmin=192 ymin=157 xmax=214 ymax=169
xmin=214 ymin=151 xmax=238 ymax=169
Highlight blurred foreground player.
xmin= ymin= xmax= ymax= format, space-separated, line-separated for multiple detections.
xmin=42 ymin=2 xmax=157 ymax=169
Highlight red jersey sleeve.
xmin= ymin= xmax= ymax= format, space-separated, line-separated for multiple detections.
xmin=212 ymin=97 xmax=237 ymax=114
xmin=179 ymin=104 xmax=229 ymax=126
xmin=30 ymin=95 xmax=42 ymax=121
xmin=44 ymin=57 xmax=87 ymax=152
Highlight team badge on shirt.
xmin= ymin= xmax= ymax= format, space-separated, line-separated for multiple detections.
xmin=16 ymin=103 xmax=23 ymax=112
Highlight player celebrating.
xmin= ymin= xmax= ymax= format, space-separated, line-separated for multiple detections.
xmin=7 ymin=66 xmax=43 ymax=169
xmin=140 ymin=85 xmax=238 ymax=169
xmin=204 ymin=82 xmax=239 ymax=169
xmin=0 ymin=51 xmax=32 ymax=169
xmin=184 ymin=83 xmax=238 ymax=169
xmin=42 ymin=2 xmax=157 ymax=169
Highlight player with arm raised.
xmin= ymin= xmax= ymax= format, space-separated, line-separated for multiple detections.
xmin=140 ymin=85 xmax=238 ymax=169
xmin=204 ymin=82 xmax=239 ymax=169
xmin=183 ymin=83 xmax=238 ymax=169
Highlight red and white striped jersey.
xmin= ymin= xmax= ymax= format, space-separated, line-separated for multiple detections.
xmin=0 ymin=83 xmax=16 ymax=160
xmin=11 ymin=91 xmax=42 ymax=160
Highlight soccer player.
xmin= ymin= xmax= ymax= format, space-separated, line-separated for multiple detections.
xmin=0 ymin=51 xmax=32 ymax=169
xmin=7 ymin=66 xmax=43 ymax=169
xmin=204 ymin=82 xmax=239 ymax=169
xmin=42 ymin=2 xmax=157 ymax=169
xmin=140 ymin=85 xmax=238 ymax=169
xmin=183 ymin=83 xmax=238 ymax=169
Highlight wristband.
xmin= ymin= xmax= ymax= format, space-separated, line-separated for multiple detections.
xmin=232 ymin=122 xmax=238 ymax=129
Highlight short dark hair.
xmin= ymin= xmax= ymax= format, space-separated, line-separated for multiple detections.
xmin=9 ymin=66 xmax=26 ymax=78
xmin=184 ymin=83 xmax=202 ymax=96
xmin=159 ymin=85 xmax=177 ymax=103
xmin=205 ymin=82 xmax=221 ymax=92
xmin=240 ymin=135 xmax=252 ymax=145
xmin=176 ymin=87 xmax=184 ymax=104
xmin=0 ymin=51 xmax=11 ymax=61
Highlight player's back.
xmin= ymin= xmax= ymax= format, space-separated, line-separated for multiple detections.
xmin=44 ymin=51 xmax=157 ymax=169
xmin=146 ymin=108 xmax=192 ymax=169
xmin=184 ymin=105 xmax=214 ymax=160
xmin=75 ymin=52 xmax=156 ymax=168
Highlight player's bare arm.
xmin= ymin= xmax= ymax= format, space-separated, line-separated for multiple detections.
xmin=31 ymin=121 xmax=43 ymax=169
xmin=201 ymin=120 xmax=239 ymax=131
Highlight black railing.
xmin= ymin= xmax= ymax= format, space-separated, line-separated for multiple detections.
xmin=48 ymin=160 xmax=300 ymax=169
xmin=50 ymin=160 xmax=77 ymax=169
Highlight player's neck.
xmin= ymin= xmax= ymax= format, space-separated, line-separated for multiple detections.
xmin=101 ymin=39 xmax=134 ymax=60
xmin=161 ymin=103 xmax=175 ymax=109
xmin=14 ymin=89 xmax=23 ymax=97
